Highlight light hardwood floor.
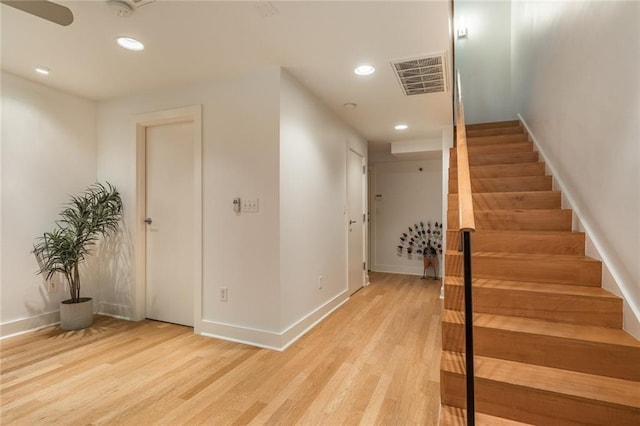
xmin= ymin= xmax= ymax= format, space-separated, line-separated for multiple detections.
xmin=1 ymin=272 xmax=442 ymax=425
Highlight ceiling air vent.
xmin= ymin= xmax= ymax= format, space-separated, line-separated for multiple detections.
xmin=391 ymin=54 xmax=448 ymax=96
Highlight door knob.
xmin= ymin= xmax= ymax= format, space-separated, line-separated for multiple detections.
xmin=144 ymin=217 xmax=152 ymax=224
xmin=349 ymin=220 xmax=357 ymax=225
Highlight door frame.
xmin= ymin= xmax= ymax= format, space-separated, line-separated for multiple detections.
xmin=133 ymin=105 xmax=202 ymax=331
xmin=368 ymin=164 xmax=376 ymax=273
xmin=346 ymin=146 xmax=367 ymax=294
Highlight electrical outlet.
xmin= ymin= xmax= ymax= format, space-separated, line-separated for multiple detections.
xmin=317 ymin=275 xmax=323 ymax=290
xmin=219 ymin=287 xmax=228 ymax=302
xmin=48 ymin=278 xmax=57 ymax=292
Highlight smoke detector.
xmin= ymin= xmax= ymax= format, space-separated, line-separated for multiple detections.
xmin=107 ymin=0 xmax=156 ymax=17
xmin=107 ymin=0 xmax=133 ymax=17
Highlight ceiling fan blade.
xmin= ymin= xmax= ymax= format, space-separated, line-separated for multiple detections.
xmin=1 ymin=0 xmax=73 ymax=26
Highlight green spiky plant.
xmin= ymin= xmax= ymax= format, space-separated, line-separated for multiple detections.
xmin=33 ymin=182 xmax=122 ymax=303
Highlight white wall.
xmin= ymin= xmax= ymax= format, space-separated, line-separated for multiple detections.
xmin=1 ymin=72 xmax=97 ymax=336
xmin=511 ymin=0 xmax=640 ymax=337
xmin=279 ymin=71 xmax=367 ymax=334
xmin=97 ymin=68 xmax=283 ymax=342
xmin=455 ymin=0 xmax=516 ymax=124
xmin=0 ymin=65 xmax=367 ymax=346
xmin=441 ymin=126 xmax=454 ymax=298
xmin=370 ymin=159 xmax=443 ymax=276
xmin=97 ymin=68 xmax=367 ymax=349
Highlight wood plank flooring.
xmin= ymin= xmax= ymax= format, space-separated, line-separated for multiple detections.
xmin=1 ymin=272 xmax=442 ymax=425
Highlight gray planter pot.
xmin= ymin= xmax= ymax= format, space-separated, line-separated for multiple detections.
xmin=60 ymin=297 xmax=93 ymax=330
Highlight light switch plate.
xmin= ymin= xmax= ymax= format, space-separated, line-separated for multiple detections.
xmin=242 ymin=198 xmax=259 ymax=213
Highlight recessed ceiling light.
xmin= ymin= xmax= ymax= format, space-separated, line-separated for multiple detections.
xmin=354 ymin=65 xmax=375 ymax=76
xmin=394 ymin=124 xmax=409 ymax=130
xmin=343 ymin=103 xmax=357 ymax=110
xmin=35 ymin=66 xmax=51 ymax=75
xmin=116 ymin=36 xmax=144 ymax=51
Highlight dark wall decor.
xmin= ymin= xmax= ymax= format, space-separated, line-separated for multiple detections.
xmin=397 ymin=221 xmax=443 ymax=280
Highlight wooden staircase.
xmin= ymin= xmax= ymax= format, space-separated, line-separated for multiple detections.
xmin=440 ymin=120 xmax=640 ymax=425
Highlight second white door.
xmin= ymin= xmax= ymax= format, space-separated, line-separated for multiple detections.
xmin=347 ymin=149 xmax=366 ymax=295
xmin=145 ymin=122 xmax=194 ymax=326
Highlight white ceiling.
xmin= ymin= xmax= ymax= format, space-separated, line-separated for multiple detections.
xmin=1 ymin=0 xmax=453 ymax=148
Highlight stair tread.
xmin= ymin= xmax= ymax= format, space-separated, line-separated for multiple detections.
xmin=452 ymin=176 xmax=548 ymax=183
xmin=454 ymin=151 xmax=539 ymax=162
xmin=446 ymin=250 xmax=600 ymax=263
xmin=468 ymin=141 xmax=531 ymax=149
xmin=455 ymin=192 xmax=557 ymax=198
xmin=450 ymin=163 xmax=547 ymax=178
xmin=450 ymin=190 xmax=558 ymax=197
xmin=448 ymin=209 xmax=574 ymax=232
xmin=464 ymin=208 xmax=570 ymax=213
xmin=455 ymin=162 xmax=543 ymax=170
xmin=452 ymin=141 xmax=533 ymax=153
xmin=449 ymin=175 xmax=551 ymax=181
xmin=446 ymin=229 xmax=581 ymax=236
xmin=466 ymin=135 xmax=529 ymax=145
xmin=466 ymin=120 xmax=521 ymax=130
xmin=449 ymin=176 xmax=553 ymax=193
xmin=446 ymin=229 xmax=585 ymax=254
xmin=440 ymin=405 xmax=533 ymax=426
xmin=466 ymin=126 xmax=526 ymax=138
xmin=442 ymin=309 xmax=640 ymax=348
xmin=445 ymin=276 xmax=617 ymax=299
xmin=441 ymin=351 xmax=640 ymax=408
xmin=448 ymin=192 xmax=562 ymax=211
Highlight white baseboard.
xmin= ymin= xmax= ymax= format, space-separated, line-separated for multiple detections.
xmin=198 ymin=291 xmax=350 ymax=351
xmin=0 ymin=311 xmax=60 ymax=339
xmin=372 ymin=264 xmax=425 ymax=276
xmin=97 ymin=302 xmax=133 ymax=320
xmin=519 ymin=114 xmax=640 ymax=339
xmin=372 ymin=264 xmax=443 ymax=279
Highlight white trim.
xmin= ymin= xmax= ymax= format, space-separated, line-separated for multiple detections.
xmin=372 ymin=264 xmax=424 ymax=276
xmin=441 ymin=126 xmax=454 ymax=299
xmin=0 ymin=311 xmax=60 ymax=339
xmin=199 ymin=291 xmax=349 ymax=351
xmin=132 ymin=105 xmax=203 ymax=329
xmin=368 ymin=164 xmax=377 ymax=280
xmin=279 ymin=291 xmax=349 ymax=351
xmin=97 ymin=302 xmax=133 ymax=320
xmin=519 ymin=114 xmax=640 ymax=338
xmin=347 ymin=146 xmax=367 ymax=294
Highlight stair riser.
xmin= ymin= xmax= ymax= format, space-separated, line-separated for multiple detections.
xmin=450 ymin=142 xmax=533 ymax=156
xmin=444 ymin=285 xmax=621 ymax=328
xmin=445 ymin=254 xmax=602 ymax=286
xmin=443 ymin=323 xmax=639 ymax=381
xmin=467 ymin=134 xmax=529 ymax=145
xmin=450 ymin=152 xmax=539 ymax=167
xmin=449 ymin=176 xmax=552 ymax=193
xmin=448 ymin=192 xmax=561 ymax=211
xmin=466 ymin=126 xmax=525 ymax=138
xmin=441 ymin=371 xmax=640 ymax=425
xmin=450 ymin=163 xmax=546 ymax=178
xmin=440 ymin=405 xmax=531 ymax=426
xmin=465 ymin=120 xmax=521 ymax=131
xmin=447 ymin=209 xmax=573 ymax=232
xmin=445 ymin=230 xmax=584 ymax=255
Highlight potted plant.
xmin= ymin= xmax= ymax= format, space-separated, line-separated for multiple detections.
xmin=33 ymin=182 xmax=122 ymax=330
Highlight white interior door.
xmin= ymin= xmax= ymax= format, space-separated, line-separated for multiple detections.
xmin=145 ymin=122 xmax=194 ymax=326
xmin=348 ymin=149 xmax=366 ymax=295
